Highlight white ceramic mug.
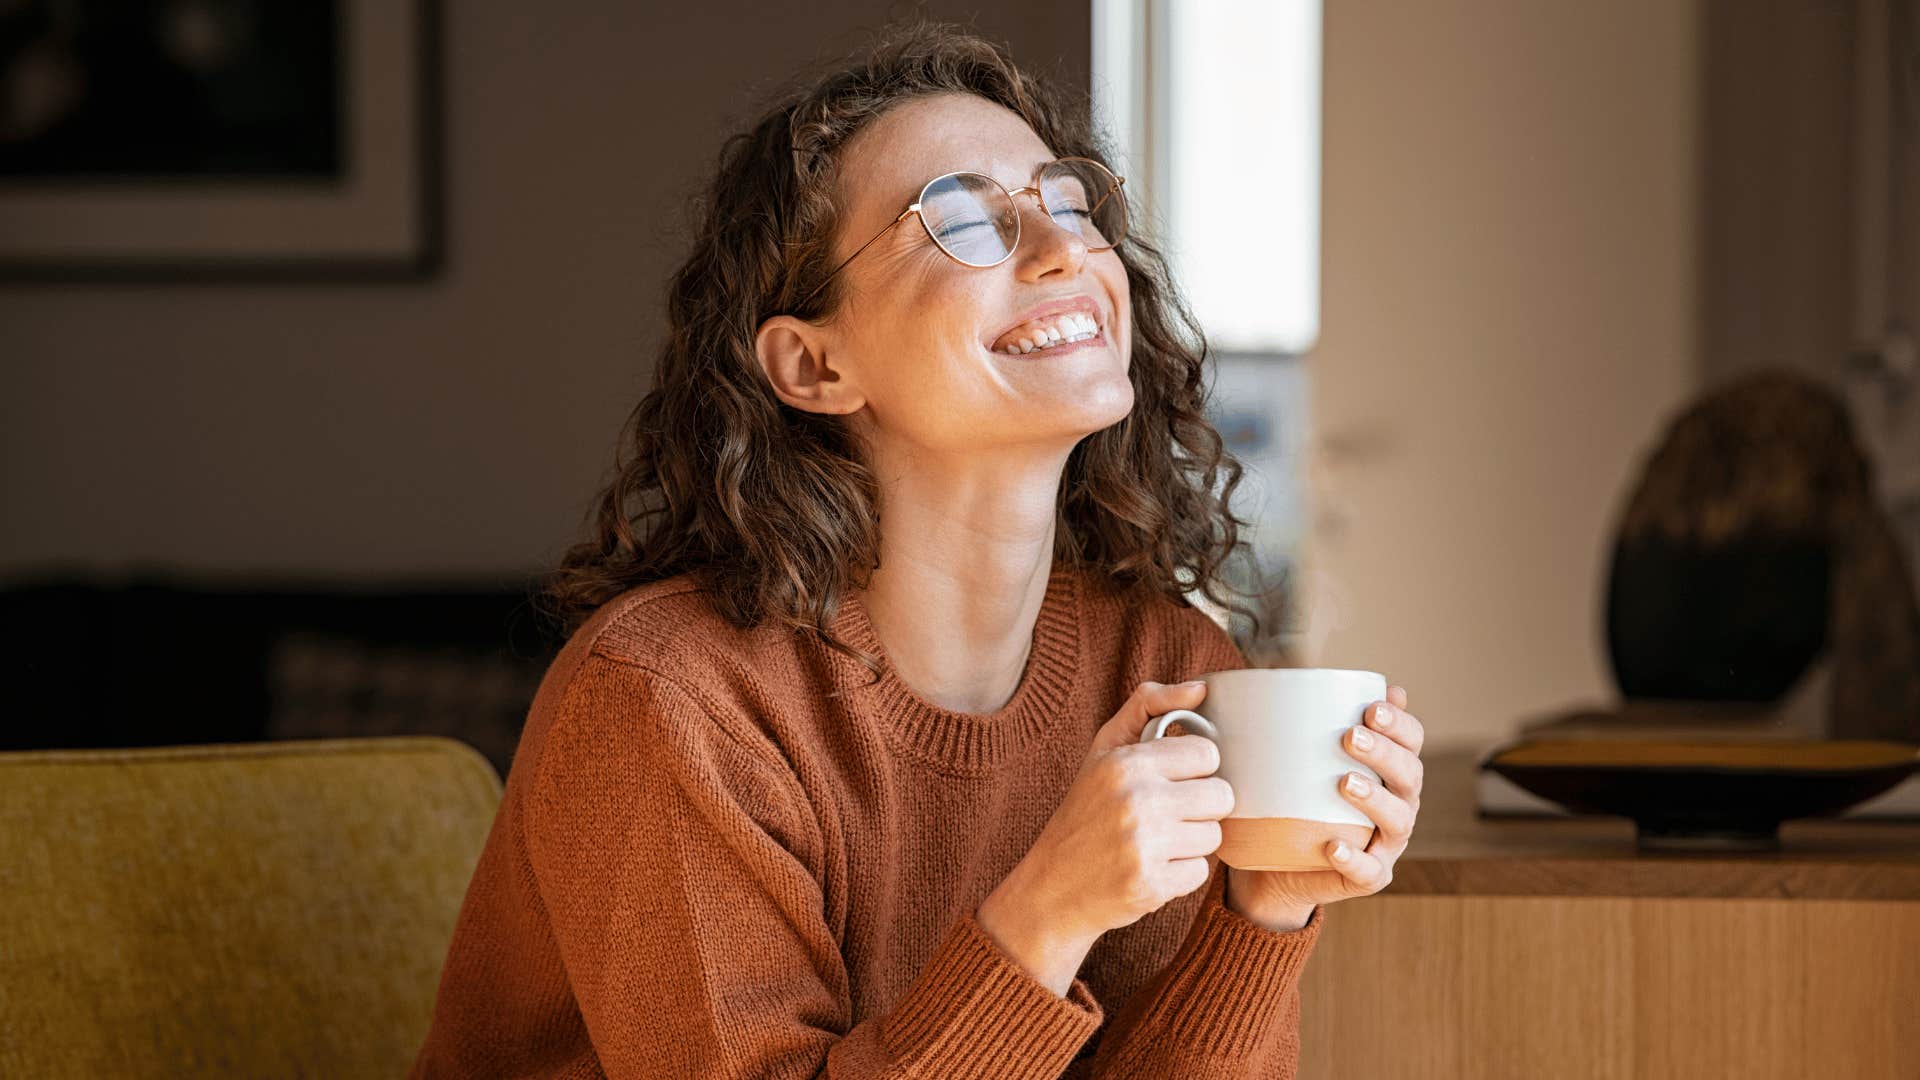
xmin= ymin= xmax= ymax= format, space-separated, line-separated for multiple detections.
xmin=1141 ymin=667 xmax=1386 ymax=871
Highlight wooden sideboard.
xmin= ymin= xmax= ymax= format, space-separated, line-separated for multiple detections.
xmin=1296 ymin=747 xmax=1920 ymax=1079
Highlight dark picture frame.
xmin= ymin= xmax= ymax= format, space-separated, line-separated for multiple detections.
xmin=0 ymin=0 xmax=441 ymax=281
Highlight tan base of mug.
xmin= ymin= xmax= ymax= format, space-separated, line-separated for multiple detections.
xmin=1217 ymin=817 xmax=1377 ymax=872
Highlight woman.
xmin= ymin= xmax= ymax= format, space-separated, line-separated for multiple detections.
xmin=411 ymin=19 xmax=1425 ymax=1079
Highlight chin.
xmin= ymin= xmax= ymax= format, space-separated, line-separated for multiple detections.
xmin=1063 ymin=376 xmax=1137 ymax=436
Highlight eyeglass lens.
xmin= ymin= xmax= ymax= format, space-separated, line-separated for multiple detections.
xmin=919 ymin=160 xmax=1127 ymax=267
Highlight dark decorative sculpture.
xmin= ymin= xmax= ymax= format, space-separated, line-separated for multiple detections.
xmin=1606 ymin=370 xmax=1920 ymax=741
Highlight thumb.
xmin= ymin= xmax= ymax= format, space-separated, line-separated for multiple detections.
xmin=1090 ymin=679 xmax=1209 ymax=757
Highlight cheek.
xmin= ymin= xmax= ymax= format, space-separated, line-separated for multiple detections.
xmin=856 ymin=329 xmax=986 ymax=416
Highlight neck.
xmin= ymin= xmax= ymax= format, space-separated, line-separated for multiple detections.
xmin=856 ymin=448 xmax=1069 ymax=715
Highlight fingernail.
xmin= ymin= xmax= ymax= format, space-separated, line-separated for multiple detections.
xmin=1344 ymin=773 xmax=1371 ymax=798
xmin=1181 ymin=680 xmax=1205 ymax=688
xmin=1350 ymin=725 xmax=1374 ymax=751
xmin=1331 ymin=843 xmax=1351 ymax=862
xmin=1374 ymin=703 xmax=1394 ymax=728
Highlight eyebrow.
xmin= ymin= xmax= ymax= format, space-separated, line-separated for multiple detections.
xmin=895 ymin=158 xmax=1051 ymax=207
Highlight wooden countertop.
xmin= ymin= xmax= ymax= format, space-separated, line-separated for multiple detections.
xmin=1383 ymin=747 xmax=1920 ymax=900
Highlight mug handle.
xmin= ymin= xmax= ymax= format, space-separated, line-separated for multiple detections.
xmin=1140 ymin=709 xmax=1219 ymax=743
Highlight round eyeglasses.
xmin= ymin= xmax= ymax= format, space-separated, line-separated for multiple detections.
xmin=792 ymin=156 xmax=1128 ymax=312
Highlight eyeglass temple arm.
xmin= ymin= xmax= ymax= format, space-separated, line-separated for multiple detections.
xmin=794 ymin=206 xmax=918 ymax=311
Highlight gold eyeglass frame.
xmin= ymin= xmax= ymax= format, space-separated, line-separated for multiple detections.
xmin=793 ymin=156 xmax=1128 ymax=312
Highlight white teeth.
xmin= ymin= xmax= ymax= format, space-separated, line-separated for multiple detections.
xmin=994 ymin=311 xmax=1102 ymax=354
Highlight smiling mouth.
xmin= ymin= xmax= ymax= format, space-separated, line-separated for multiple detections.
xmin=989 ymin=322 xmax=1107 ymax=356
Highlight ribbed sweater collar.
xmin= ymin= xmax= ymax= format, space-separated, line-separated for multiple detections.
xmin=827 ymin=560 xmax=1084 ymax=773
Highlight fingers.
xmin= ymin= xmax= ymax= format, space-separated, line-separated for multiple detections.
xmin=1095 ymin=680 xmax=1209 ymax=752
xmin=1336 ymin=691 xmax=1422 ymax=889
xmin=1326 ymin=837 xmax=1393 ymax=894
xmin=1167 ymin=855 xmax=1215 ymax=897
xmin=1345 ymin=717 xmax=1424 ymax=813
xmin=1338 ymin=766 xmax=1416 ymax=848
xmin=1365 ymin=698 xmax=1425 ymax=757
xmin=1129 ymin=680 xmax=1208 ymax=738
xmin=1169 ymin=819 xmax=1223 ymax=859
xmin=1125 ymin=732 xmax=1220 ymax=780
xmin=1168 ymin=775 xmax=1235 ymax=820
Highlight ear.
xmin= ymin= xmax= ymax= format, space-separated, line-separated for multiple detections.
xmin=754 ymin=315 xmax=866 ymax=416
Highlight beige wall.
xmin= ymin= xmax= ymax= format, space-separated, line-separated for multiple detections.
xmin=0 ymin=1 xmax=1089 ymax=581
xmin=1699 ymin=0 xmax=1856 ymax=386
xmin=1302 ymin=0 xmax=1702 ymax=749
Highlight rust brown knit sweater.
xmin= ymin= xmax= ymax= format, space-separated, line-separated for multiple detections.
xmin=410 ymin=561 xmax=1324 ymax=1078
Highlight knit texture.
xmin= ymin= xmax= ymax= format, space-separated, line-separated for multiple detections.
xmin=409 ymin=560 xmax=1324 ymax=1078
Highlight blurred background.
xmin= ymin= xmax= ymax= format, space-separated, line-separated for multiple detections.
xmin=2 ymin=0 xmax=1917 ymax=777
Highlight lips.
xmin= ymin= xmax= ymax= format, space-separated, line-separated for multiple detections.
xmin=984 ymin=294 xmax=1107 ymax=352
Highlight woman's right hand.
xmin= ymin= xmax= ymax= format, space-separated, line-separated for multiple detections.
xmin=975 ymin=680 xmax=1235 ymax=995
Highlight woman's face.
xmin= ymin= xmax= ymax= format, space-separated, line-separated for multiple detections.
xmin=758 ymin=92 xmax=1134 ymax=460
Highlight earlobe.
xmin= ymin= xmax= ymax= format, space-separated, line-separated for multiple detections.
xmin=754 ymin=316 xmax=864 ymax=416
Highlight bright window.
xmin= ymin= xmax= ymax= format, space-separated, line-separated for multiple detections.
xmin=1092 ymin=0 xmax=1321 ymax=354
xmin=1093 ymin=0 xmax=1323 ymax=657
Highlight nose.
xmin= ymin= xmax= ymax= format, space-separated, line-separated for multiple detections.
xmin=1009 ymin=189 xmax=1089 ymax=279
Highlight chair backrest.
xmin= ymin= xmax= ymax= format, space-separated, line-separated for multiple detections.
xmin=0 ymin=736 xmax=502 ymax=1079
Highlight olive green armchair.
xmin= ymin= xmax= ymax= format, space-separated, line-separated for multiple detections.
xmin=0 ymin=736 xmax=502 ymax=1078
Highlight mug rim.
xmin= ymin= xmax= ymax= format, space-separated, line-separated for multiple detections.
xmin=1198 ymin=666 xmax=1385 ymax=681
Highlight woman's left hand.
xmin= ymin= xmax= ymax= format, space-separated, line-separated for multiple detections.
xmin=1224 ymin=684 xmax=1425 ymax=930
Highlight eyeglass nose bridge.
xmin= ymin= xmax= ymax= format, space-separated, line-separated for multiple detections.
xmin=966 ymin=182 xmax=1103 ymax=267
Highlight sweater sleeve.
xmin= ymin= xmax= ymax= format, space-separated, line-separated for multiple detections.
xmin=521 ymin=651 xmax=1104 ymax=1079
xmin=1081 ymin=604 xmax=1325 ymax=1078
xmin=1086 ymin=864 xmax=1323 ymax=1077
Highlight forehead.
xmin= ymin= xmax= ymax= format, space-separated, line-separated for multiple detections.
xmin=840 ymin=93 xmax=1056 ymax=211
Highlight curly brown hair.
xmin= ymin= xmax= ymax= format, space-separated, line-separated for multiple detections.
xmin=536 ymin=16 xmax=1268 ymax=685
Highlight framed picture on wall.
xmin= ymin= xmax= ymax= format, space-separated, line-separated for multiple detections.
xmin=0 ymin=0 xmax=440 ymax=280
